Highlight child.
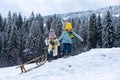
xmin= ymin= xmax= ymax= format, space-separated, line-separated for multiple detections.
xmin=58 ymin=22 xmax=83 ymax=57
xmin=45 ymin=29 xmax=60 ymax=62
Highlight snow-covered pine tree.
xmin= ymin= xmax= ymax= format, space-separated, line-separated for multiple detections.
xmin=88 ymin=13 xmax=97 ymax=49
xmin=45 ymin=16 xmax=53 ymax=33
xmin=80 ymin=19 xmax=88 ymax=48
xmin=36 ymin=14 xmax=45 ymax=55
xmin=115 ymin=16 xmax=120 ymax=38
xmin=25 ymin=14 xmax=45 ymax=61
xmin=102 ymin=11 xmax=115 ymax=48
xmin=51 ymin=14 xmax=63 ymax=37
xmin=117 ymin=16 xmax=120 ymax=39
xmin=6 ymin=13 xmax=20 ymax=66
xmin=115 ymin=16 xmax=120 ymax=46
xmin=4 ymin=11 xmax=12 ymax=39
xmin=0 ymin=14 xmax=3 ymax=55
xmin=97 ymin=14 xmax=102 ymax=48
xmin=16 ymin=13 xmax=23 ymax=29
xmin=0 ymin=14 xmax=3 ymax=31
xmin=19 ymin=19 xmax=30 ymax=62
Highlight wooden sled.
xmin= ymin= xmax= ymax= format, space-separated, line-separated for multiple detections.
xmin=16 ymin=54 xmax=47 ymax=73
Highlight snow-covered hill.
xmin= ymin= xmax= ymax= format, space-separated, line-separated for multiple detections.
xmin=55 ymin=5 xmax=120 ymax=20
xmin=0 ymin=48 xmax=120 ymax=80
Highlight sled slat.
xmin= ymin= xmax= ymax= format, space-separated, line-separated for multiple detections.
xmin=16 ymin=54 xmax=47 ymax=73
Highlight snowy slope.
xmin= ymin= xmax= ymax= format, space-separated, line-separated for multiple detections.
xmin=58 ymin=5 xmax=120 ymax=19
xmin=0 ymin=48 xmax=120 ymax=80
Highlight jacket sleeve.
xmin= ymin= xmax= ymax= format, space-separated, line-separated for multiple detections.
xmin=58 ymin=32 xmax=64 ymax=41
xmin=45 ymin=39 xmax=49 ymax=45
xmin=73 ymin=32 xmax=83 ymax=41
xmin=55 ymin=39 xmax=60 ymax=46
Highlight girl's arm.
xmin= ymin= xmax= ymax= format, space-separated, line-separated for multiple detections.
xmin=45 ymin=38 xmax=49 ymax=45
xmin=55 ymin=39 xmax=60 ymax=46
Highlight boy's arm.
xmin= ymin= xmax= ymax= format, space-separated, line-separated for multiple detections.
xmin=58 ymin=32 xmax=64 ymax=41
xmin=73 ymin=32 xmax=83 ymax=42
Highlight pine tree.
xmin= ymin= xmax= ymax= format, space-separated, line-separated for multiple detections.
xmin=116 ymin=16 xmax=120 ymax=39
xmin=80 ymin=19 xmax=88 ymax=47
xmin=7 ymin=13 xmax=20 ymax=65
xmin=88 ymin=13 xmax=97 ymax=49
xmin=36 ymin=14 xmax=45 ymax=55
xmin=102 ymin=11 xmax=115 ymax=48
xmin=0 ymin=14 xmax=3 ymax=31
xmin=25 ymin=14 xmax=45 ymax=60
xmin=45 ymin=16 xmax=53 ymax=33
xmin=97 ymin=14 xmax=102 ymax=47
xmin=51 ymin=15 xmax=63 ymax=37
xmin=16 ymin=13 xmax=23 ymax=29
xmin=4 ymin=11 xmax=12 ymax=39
xmin=7 ymin=26 xmax=18 ymax=65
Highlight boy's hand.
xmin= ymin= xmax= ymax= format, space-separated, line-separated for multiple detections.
xmin=79 ymin=37 xmax=83 ymax=42
xmin=81 ymin=38 xmax=83 ymax=42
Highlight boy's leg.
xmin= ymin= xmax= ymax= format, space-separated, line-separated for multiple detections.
xmin=62 ymin=43 xmax=67 ymax=57
xmin=67 ymin=43 xmax=72 ymax=56
xmin=58 ymin=46 xmax=61 ymax=58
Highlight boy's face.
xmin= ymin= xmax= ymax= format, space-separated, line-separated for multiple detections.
xmin=68 ymin=29 xmax=73 ymax=32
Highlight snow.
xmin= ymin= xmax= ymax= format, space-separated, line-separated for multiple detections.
xmin=0 ymin=48 xmax=120 ymax=80
xmin=113 ymin=14 xmax=120 ymax=17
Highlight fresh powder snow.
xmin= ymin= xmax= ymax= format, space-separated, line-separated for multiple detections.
xmin=0 ymin=48 xmax=120 ymax=80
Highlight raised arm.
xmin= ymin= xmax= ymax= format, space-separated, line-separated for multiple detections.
xmin=73 ymin=32 xmax=83 ymax=41
xmin=45 ymin=38 xmax=49 ymax=45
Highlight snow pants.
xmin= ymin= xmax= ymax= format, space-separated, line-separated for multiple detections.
xmin=62 ymin=43 xmax=72 ymax=57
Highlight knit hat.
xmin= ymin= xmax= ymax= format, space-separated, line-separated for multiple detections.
xmin=49 ymin=29 xmax=56 ymax=39
xmin=65 ymin=22 xmax=72 ymax=29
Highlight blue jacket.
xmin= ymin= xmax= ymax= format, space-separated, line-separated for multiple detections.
xmin=58 ymin=31 xmax=81 ymax=44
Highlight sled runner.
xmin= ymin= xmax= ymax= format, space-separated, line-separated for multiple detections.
xmin=16 ymin=54 xmax=47 ymax=73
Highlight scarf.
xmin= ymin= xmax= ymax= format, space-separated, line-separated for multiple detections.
xmin=65 ymin=30 xmax=75 ymax=39
xmin=50 ymin=39 xmax=55 ymax=50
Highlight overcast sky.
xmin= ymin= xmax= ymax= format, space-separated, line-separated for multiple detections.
xmin=0 ymin=0 xmax=119 ymax=17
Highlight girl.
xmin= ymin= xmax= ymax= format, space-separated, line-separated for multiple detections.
xmin=45 ymin=29 xmax=60 ymax=61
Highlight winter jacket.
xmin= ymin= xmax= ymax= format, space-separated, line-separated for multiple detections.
xmin=45 ymin=39 xmax=60 ymax=56
xmin=58 ymin=31 xmax=83 ymax=43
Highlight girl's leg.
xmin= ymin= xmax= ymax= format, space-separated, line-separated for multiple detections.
xmin=49 ymin=50 xmax=53 ymax=61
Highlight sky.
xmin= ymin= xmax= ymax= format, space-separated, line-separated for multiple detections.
xmin=0 ymin=0 xmax=119 ymax=17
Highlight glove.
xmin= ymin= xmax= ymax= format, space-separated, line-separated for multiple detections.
xmin=79 ymin=36 xmax=83 ymax=42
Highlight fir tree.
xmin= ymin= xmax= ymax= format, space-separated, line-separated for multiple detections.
xmin=80 ymin=19 xmax=88 ymax=47
xmin=45 ymin=16 xmax=53 ymax=32
xmin=88 ymin=13 xmax=97 ymax=49
xmin=16 ymin=13 xmax=23 ymax=29
xmin=0 ymin=14 xmax=3 ymax=31
xmin=51 ymin=15 xmax=63 ymax=37
xmin=97 ymin=14 xmax=102 ymax=47
xmin=102 ymin=11 xmax=115 ymax=48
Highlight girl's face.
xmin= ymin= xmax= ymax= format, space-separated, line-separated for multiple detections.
xmin=50 ymin=38 xmax=54 ymax=41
